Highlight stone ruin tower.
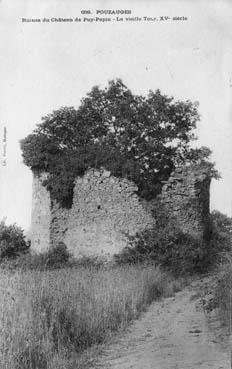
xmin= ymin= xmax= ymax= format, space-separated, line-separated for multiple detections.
xmin=30 ymin=165 xmax=211 ymax=258
xmin=160 ymin=165 xmax=211 ymax=241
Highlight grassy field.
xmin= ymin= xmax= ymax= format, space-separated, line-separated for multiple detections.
xmin=0 ymin=264 xmax=183 ymax=369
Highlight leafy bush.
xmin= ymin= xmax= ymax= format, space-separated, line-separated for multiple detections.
xmin=115 ymin=206 xmax=232 ymax=275
xmin=205 ymin=212 xmax=232 ymax=322
xmin=210 ymin=210 xmax=232 ymax=235
xmin=115 ymin=199 xmax=206 ymax=275
xmin=0 ymin=242 xmax=72 ymax=271
xmin=115 ymin=225 xmax=207 ymax=276
xmin=206 ymin=211 xmax=232 ymax=266
xmin=0 ymin=221 xmax=29 ymax=260
xmin=44 ymin=242 xmax=71 ymax=267
xmin=206 ymin=229 xmax=231 ymax=266
xmin=211 ymin=260 xmax=232 ymax=330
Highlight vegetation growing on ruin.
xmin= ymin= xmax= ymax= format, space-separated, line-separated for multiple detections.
xmin=115 ymin=208 xmax=232 ymax=275
xmin=20 ymin=79 xmax=216 ymax=207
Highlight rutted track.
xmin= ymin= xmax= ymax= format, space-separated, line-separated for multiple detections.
xmin=93 ymin=278 xmax=230 ymax=369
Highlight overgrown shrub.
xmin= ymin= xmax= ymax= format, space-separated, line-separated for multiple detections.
xmin=210 ymin=210 xmax=232 ymax=235
xmin=212 ymin=261 xmax=232 ymax=329
xmin=206 ymin=229 xmax=231 ymax=267
xmin=115 ymin=226 xmax=232 ymax=276
xmin=0 ymin=242 xmax=72 ymax=271
xmin=115 ymin=200 xmax=205 ymax=275
xmin=115 ymin=225 xmax=207 ymax=276
xmin=0 ymin=221 xmax=29 ymax=260
xmin=208 ymin=210 xmax=232 ymax=264
xmin=45 ymin=242 xmax=71 ymax=267
xmin=207 ymin=212 xmax=232 ymax=325
xmin=115 ymin=208 xmax=232 ymax=275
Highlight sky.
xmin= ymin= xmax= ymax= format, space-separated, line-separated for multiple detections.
xmin=0 ymin=0 xmax=231 ymax=231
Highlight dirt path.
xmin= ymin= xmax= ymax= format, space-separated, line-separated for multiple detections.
xmin=93 ymin=278 xmax=231 ymax=369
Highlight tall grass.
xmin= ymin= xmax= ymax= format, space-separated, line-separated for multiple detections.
xmin=0 ymin=264 xmax=182 ymax=369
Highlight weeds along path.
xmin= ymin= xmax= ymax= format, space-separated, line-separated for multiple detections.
xmin=93 ymin=277 xmax=230 ymax=369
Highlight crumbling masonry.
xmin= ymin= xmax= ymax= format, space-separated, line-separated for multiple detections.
xmin=31 ymin=165 xmax=211 ymax=258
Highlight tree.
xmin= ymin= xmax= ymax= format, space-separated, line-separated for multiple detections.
xmin=0 ymin=221 xmax=29 ymax=259
xmin=20 ymin=79 xmax=216 ymax=207
xmin=210 ymin=210 xmax=232 ymax=236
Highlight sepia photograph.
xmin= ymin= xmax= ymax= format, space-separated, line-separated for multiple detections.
xmin=0 ymin=1 xmax=232 ymax=368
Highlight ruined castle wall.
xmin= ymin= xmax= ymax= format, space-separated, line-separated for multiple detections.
xmin=160 ymin=166 xmax=211 ymax=240
xmin=63 ymin=169 xmax=154 ymax=258
xmin=49 ymin=200 xmax=70 ymax=248
xmin=30 ymin=169 xmax=155 ymax=257
xmin=31 ymin=172 xmax=51 ymax=253
xmin=30 ymin=166 xmax=211 ymax=256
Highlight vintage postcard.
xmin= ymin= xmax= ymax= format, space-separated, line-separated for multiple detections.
xmin=0 ymin=1 xmax=232 ymax=368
